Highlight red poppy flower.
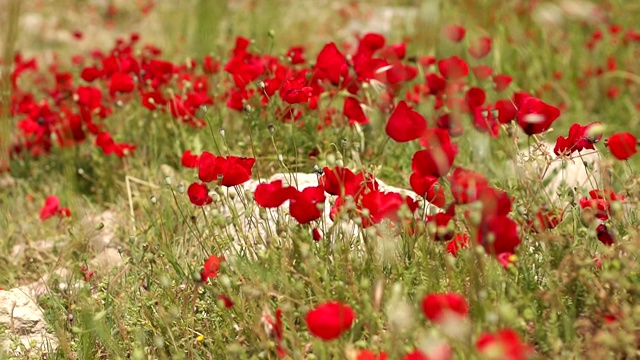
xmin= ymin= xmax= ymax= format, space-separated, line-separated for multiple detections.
xmin=356 ymin=33 xmax=386 ymax=57
xmin=437 ymin=56 xmax=469 ymax=80
xmin=280 ymin=79 xmax=313 ymax=104
xmin=449 ymin=167 xmax=489 ymax=204
xmin=468 ymin=36 xmax=492 ymax=58
xmin=354 ymin=57 xmax=388 ymax=82
xmin=75 ymin=86 xmax=102 ymax=110
xmin=516 ymin=96 xmax=561 ymax=136
xmin=314 ymin=42 xmax=348 ymax=85
xmin=80 ymin=265 xmax=94 ymax=282
xmin=202 ymin=55 xmax=221 ymax=74
xmin=188 ymin=182 xmax=213 ymax=206
xmin=312 ymin=227 xmax=322 ymax=241
xmin=384 ymin=62 xmax=418 ymax=84
xmin=446 ymin=234 xmax=469 ymax=257
xmin=402 ymin=350 xmax=429 ymax=360
xmin=495 ymin=99 xmax=517 ymax=124
xmin=473 ymin=105 xmax=501 ymax=137
xmin=593 ymin=254 xmax=603 ymax=269
xmin=443 ymin=24 xmax=466 ymax=42
xmin=579 ymin=189 xmax=625 ymax=221
xmin=109 ymin=72 xmax=135 ymax=95
xmin=360 ymin=190 xmax=418 ymax=226
xmin=493 ymin=74 xmax=512 ymax=91
xmin=357 ymin=350 xmax=388 ymax=360
xmin=289 ymin=185 xmax=326 ymax=224
xmin=95 ymin=132 xmax=136 ymax=157
xmin=344 ymin=97 xmax=369 ymax=125
xmin=200 ymin=254 xmax=224 ymax=282
xmin=386 ymin=101 xmax=427 ymax=142
xmin=475 ymin=186 xmax=512 ymax=219
xmin=427 ymin=205 xmax=456 ymax=241
xmin=320 ymin=166 xmax=368 ymax=197
xmin=421 ymin=293 xmax=469 ymax=323
xmin=607 ymin=132 xmax=637 ymax=160
xmin=473 ymin=65 xmax=493 ymax=80
xmin=81 ymin=66 xmax=102 ymax=82
xmin=262 ymin=308 xmax=285 ymax=357
xmin=597 ymin=224 xmax=614 ymax=246
xmin=526 ymin=208 xmax=564 ymax=233
xmin=478 ymin=215 xmax=521 ymax=255
xmin=40 ymin=195 xmax=61 ymax=221
xmin=40 ymin=195 xmax=71 ymax=221
xmin=425 ymin=73 xmax=447 ymax=95
xmin=465 ymin=87 xmax=486 ymax=110
xmin=410 ymin=173 xmax=445 ymax=207
xmin=217 ymin=294 xmax=234 ymax=308
xmin=406 ymin=343 xmax=453 ymax=360
xmin=476 ymin=329 xmax=533 ymax=360
xmin=305 ymin=301 xmax=355 ymax=341
xmin=198 ymin=152 xmax=255 ymax=186
xmin=381 ymin=43 xmax=406 ymax=61
xmin=255 ymin=180 xmax=297 ymax=208
xmin=286 ymin=46 xmax=306 ymax=64
xmin=224 ymin=37 xmax=265 ymax=87
xmin=436 ymin=113 xmax=464 ymax=137
xmin=181 ymin=150 xmax=200 ymax=168
xmin=141 ymin=91 xmax=166 ymax=110
xmin=554 ymin=122 xmax=602 ymax=156
xmin=413 ymin=129 xmax=458 ymax=177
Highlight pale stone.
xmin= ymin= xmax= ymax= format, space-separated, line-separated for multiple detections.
xmin=515 ymin=141 xmax=604 ymax=201
xmin=0 ymin=288 xmax=57 ymax=357
xmin=203 ymin=171 xmax=433 ymax=260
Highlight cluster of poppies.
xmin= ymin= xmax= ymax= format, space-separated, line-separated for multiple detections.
xmin=18 ymin=8 xmax=640 ymax=357
xmin=199 ymin=251 xmax=531 ymax=359
xmin=175 ymin=23 xmax=640 ymax=295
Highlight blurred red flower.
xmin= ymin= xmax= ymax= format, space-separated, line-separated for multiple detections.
xmin=187 ymin=182 xmax=213 ymax=206
xmin=421 ymin=293 xmax=468 ymax=323
xmin=476 ymin=329 xmax=533 ymax=360
xmin=386 ymin=101 xmax=427 ymax=142
xmin=109 ymin=72 xmax=135 ymax=95
xmin=254 ymin=180 xmax=297 ymax=208
xmin=289 ymin=185 xmax=326 ymax=224
xmin=40 ymin=195 xmax=71 ymax=221
xmin=305 ymin=301 xmax=355 ymax=341
xmin=469 ymin=36 xmax=492 ymax=59
xmin=516 ymin=95 xmax=561 ymax=136
xmin=198 ymin=152 xmax=255 ymax=186
xmin=200 ymin=255 xmax=224 ymax=282
xmin=607 ymin=132 xmax=637 ymax=160
xmin=443 ymin=24 xmax=466 ymax=42
xmin=413 ymin=129 xmax=458 ymax=178
xmin=438 ymin=56 xmax=469 ymax=80
xmin=554 ymin=122 xmax=602 ymax=156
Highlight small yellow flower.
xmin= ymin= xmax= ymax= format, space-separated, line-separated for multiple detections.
xmin=196 ymin=335 xmax=204 ymax=342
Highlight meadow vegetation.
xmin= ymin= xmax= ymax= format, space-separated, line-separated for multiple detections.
xmin=2 ymin=0 xmax=640 ymax=359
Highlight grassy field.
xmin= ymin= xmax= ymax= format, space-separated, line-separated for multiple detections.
xmin=2 ymin=0 xmax=640 ymax=359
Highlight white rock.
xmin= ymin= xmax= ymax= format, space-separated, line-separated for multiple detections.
xmin=206 ymin=172 xmax=433 ymax=259
xmin=0 ymin=288 xmax=57 ymax=357
xmin=515 ymin=141 xmax=604 ymax=201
